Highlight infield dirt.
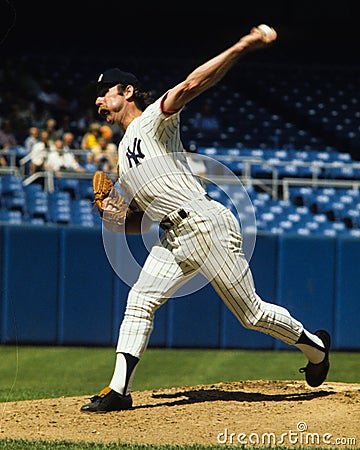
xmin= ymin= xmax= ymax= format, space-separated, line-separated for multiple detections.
xmin=1 ymin=380 xmax=359 ymax=447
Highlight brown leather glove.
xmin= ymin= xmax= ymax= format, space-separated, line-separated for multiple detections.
xmin=92 ymin=170 xmax=128 ymax=231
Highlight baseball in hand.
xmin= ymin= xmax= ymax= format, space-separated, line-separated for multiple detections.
xmin=257 ymin=24 xmax=276 ymax=43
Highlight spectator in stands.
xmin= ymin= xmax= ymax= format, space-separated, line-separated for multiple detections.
xmin=29 ymin=130 xmax=53 ymax=174
xmin=23 ymin=126 xmax=40 ymax=154
xmin=81 ymin=122 xmax=101 ymax=151
xmin=45 ymin=138 xmax=85 ymax=173
xmin=0 ymin=119 xmax=18 ymax=148
xmin=100 ymin=124 xmax=114 ymax=141
xmin=0 ymin=119 xmax=18 ymax=167
xmin=44 ymin=117 xmax=60 ymax=145
xmin=81 ymin=122 xmax=104 ymax=169
xmin=97 ymin=125 xmax=118 ymax=171
xmin=61 ymin=130 xmax=85 ymax=167
xmin=0 ymin=154 xmax=7 ymax=167
xmin=62 ymin=131 xmax=78 ymax=151
xmin=92 ymin=135 xmax=118 ymax=172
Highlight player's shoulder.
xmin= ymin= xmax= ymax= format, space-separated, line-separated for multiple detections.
xmin=142 ymin=96 xmax=163 ymax=116
xmin=136 ymin=95 xmax=174 ymax=128
xmin=143 ymin=93 xmax=181 ymax=118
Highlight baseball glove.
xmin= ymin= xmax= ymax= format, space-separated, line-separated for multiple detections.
xmin=92 ymin=170 xmax=128 ymax=231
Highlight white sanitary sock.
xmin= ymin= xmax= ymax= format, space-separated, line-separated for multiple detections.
xmin=109 ymin=352 xmax=139 ymax=395
xmin=295 ymin=330 xmax=325 ymax=364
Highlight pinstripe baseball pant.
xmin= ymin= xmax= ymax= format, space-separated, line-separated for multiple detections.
xmin=116 ymin=197 xmax=304 ymax=358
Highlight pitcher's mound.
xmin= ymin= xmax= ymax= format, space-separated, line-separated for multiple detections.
xmin=1 ymin=380 xmax=359 ymax=447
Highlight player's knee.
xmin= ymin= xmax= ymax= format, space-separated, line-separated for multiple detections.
xmin=241 ymin=316 xmax=258 ymax=330
xmin=240 ymin=311 xmax=265 ymax=331
xmin=125 ymin=290 xmax=161 ymax=321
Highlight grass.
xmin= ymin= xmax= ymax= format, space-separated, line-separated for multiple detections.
xmin=0 ymin=346 xmax=359 ymax=449
xmin=0 ymin=346 xmax=359 ymax=402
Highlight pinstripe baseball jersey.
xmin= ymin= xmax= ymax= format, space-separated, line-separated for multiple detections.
xmin=87 ymin=25 xmax=330 ymax=406
xmin=117 ymin=95 xmax=207 ymax=221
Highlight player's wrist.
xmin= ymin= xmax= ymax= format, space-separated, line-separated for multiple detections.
xmin=233 ymin=39 xmax=253 ymax=56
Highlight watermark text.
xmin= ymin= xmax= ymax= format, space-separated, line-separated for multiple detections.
xmin=217 ymin=422 xmax=357 ymax=446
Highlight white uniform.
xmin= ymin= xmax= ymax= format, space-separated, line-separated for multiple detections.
xmin=115 ymin=95 xmax=304 ymax=358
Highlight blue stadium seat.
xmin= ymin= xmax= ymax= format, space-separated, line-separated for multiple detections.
xmin=78 ymin=179 xmax=94 ymax=200
xmin=349 ymin=229 xmax=360 ymax=237
xmin=289 ymin=186 xmax=314 ymax=207
xmin=2 ymin=191 xmax=27 ymax=214
xmin=327 ymin=201 xmax=346 ymax=221
xmin=71 ymin=199 xmax=96 ymax=227
xmin=344 ymin=209 xmax=360 ymax=228
xmin=55 ymin=178 xmax=80 ymax=199
xmin=48 ymin=191 xmax=72 ymax=224
xmin=197 ymin=147 xmax=219 ymax=156
xmin=0 ymin=209 xmax=23 ymax=224
xmin=311 ymin=194 xmax=331 ymax=213
xmin=205 ymin=184 xmax=228 ymax=203
xmin=24 ymin=183 xmax=43 ymax=196
xmin=25 ymin=217 xmax=46 ymax=226
xmin=26 ymin=190 xmax=49 ymax=221
xmin=1 ymin=175 xmax=24 ymax=196
xmin=51 ymin=207 xmax=72 ymax=224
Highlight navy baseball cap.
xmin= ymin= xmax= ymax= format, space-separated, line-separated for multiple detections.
xmin=97 ymin=68 xmax=140 ymax=91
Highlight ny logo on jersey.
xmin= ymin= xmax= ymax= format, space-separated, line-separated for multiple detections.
xmin=126 ymin=138 xmax=145 ymax=168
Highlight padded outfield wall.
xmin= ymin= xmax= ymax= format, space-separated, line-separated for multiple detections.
xmin=0 ymin=223 xmax=359 ymax=350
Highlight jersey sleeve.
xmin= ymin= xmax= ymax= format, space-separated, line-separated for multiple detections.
xmin=160 ymin=91 xmax=182 ymax=116
xmin=141 ymin=95 xmax=182 ymax=143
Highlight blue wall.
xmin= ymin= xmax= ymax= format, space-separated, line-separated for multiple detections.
xmin=0 ymin=224 xmax=359 ymax=350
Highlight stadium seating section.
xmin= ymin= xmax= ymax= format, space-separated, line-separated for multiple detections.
xmin=0 ymin=59 xmax=359 ymax=236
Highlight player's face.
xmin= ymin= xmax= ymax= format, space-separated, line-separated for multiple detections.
xmin=96 ymin=85 xmax=123 ymax=124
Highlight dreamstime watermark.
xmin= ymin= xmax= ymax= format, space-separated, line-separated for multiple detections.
xmin=217 ymin=422 xmax=357 ymax=446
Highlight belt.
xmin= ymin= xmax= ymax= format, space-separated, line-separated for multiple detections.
xmin=159 ymin=194 xmax=212 ymax=231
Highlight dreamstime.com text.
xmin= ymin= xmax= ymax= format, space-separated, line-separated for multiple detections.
xmin=217 ymin=422 xmax=357 ymax=446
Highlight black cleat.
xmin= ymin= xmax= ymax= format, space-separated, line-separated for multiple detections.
xmin=80 ymin=387 xmax=133 ymax=413
xmin=299 ymin=329 xmax=331 ymax=387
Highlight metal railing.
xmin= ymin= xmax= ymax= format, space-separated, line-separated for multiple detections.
xmin=1 ymin=148 xmax=359 ymax=201
xmin=282 ymin=178 xmax=360 ymax=200
xmin=0 ymin=148 xmax=20 ymax=168
xmin=189 ymin=153 xmax=360 ymax=199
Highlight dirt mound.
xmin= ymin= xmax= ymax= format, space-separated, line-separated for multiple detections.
xmin=1 ymin=380 xmax=359 ymax=447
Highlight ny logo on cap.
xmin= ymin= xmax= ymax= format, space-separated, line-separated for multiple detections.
xmin=98 ymin=74 xmax=104 ymax=82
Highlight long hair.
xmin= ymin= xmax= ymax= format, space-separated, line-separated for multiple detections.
xmin=117 ymin=84 xmax=154 ymax=111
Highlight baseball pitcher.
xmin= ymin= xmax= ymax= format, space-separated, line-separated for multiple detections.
xmin=81 ymin=25 xmax=330 ymax=413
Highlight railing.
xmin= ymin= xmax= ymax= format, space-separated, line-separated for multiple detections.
xmin=282 ymin=178 xmax=360 ymax=201
xmin=1 ymin=147 xmax=360 ymax=201
xmin=0 ymin=166 xmax=20 ymax=176
xmin=0 ymin=148 xmax=20 ymax=167
xmin=22 ymin=170 xmax=100 ymax=193
xmin=17 ymin=148 xmax=118 ymax=177
xmin=189 ymin=153 xmax=360 ymax=199
xmin=187 ymin=153 xmax=280 ymax=198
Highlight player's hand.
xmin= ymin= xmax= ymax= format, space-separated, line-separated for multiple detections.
xmin=253 ymin=24 xmax=277 ymax=44
xmin=239 ymin=24 xmax=277 ymax=51
xmin=102 ymin=196 xmax=118 ymax=212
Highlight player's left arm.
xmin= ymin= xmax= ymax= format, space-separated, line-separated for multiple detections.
xmin=125 ymin=209 xmax=153 ymax=234
xmin=162 ymin=25 xmax=276 ymax=114
xmin=101 ymin=197 xmax=153 ymax=234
